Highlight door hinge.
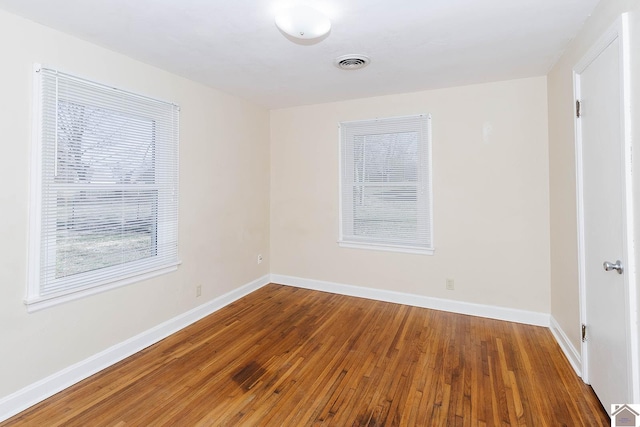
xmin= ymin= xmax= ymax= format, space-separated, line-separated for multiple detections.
xmin=581 ymin=323 xmax=587 ymax=342
xmin=576 ymin=100 xmax=581 ymax=118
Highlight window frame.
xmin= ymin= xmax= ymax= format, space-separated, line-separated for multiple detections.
xmin=26 ymin=65 xmax=180 ymax=312
xmin=338 ymin=114 xmax=434 ymax=255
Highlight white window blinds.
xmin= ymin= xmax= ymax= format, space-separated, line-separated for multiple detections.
xmin=339 ymin=114 xmax=433 ymax=254
xmin=27 ymin=66 xmax=179 ymax=310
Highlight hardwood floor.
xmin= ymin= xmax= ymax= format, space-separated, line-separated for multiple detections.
xmin=2 ymin=284 xmax=608 ymax=426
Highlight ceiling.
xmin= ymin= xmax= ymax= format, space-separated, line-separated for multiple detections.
xmin=0 ymin=0 xmax=600 ymax=109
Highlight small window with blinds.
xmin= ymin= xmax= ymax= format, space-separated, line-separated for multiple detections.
xmin=26 ymin=66 xmax=179 ymax=311
xmin=339 ymin=114 xmax=433 ymax=254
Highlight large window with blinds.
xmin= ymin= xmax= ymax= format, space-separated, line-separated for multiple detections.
xmin=26 ymin=66 xmax=179 ymax=311
xmin=339 ymin=114 xmax=433 ymax=254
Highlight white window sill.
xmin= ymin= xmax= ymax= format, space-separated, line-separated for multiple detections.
xmin=338 ymin=241 xmax=435 ymax=255
xmin=24 ymin=262 xmax=181 ymax=313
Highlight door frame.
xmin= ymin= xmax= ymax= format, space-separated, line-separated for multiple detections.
xmin=573 ymin=13 xmax=639 ymax=402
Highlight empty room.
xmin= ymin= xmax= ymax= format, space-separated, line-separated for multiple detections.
xmin=0 ymin=0 xmax=639 ymax=425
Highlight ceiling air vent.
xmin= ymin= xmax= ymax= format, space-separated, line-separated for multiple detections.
xmin=334 ymin=54 xmax=370 ymax=70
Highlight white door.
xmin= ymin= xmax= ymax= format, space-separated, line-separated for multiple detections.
xmin=575 ymin=17 xmax=635 ymax=413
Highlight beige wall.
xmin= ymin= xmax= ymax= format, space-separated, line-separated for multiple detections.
xmin=8 ymin=0 xmax=638 ymax=409
xmin=270 ymin=77 xmax=551 ymax=313
xmin=547 ymin=0 xmax=640 ymax=352
xmin=0 ymin=10 xmax=270 ymax=398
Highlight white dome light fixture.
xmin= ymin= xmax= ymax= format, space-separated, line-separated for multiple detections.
xmin=275 ymin=5 xmax=331 ymax=41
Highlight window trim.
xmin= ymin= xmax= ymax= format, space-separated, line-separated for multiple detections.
xmin=26 ymin=64 xmax=180 ymax=312
xmin=338 ymin=114 xmax=434 ymax=255
xmin=24 ymin=264 xmax=179 ymax=312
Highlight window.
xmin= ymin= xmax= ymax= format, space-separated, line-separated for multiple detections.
xmin=27 ymin=66 xmax=179 ymax=311
xmin=339 ymin=114 xmax=433 ymax=254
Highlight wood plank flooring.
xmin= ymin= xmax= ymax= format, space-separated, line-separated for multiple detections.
xmin=2 ymin=284 xmax=609 ymax=426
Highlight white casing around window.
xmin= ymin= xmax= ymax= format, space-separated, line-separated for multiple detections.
xmin=26 ymin=65 xmax=180 ymax=312
xmin=338 ymin=114 xmax=433 ymax=255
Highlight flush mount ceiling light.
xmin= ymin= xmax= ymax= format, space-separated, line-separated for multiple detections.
xmin=275 ymin=5 xmax=331 ymax=40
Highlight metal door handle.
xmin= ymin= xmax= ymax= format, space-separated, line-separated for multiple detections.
xmin=603 ymin=260 xmax=624 ymax=274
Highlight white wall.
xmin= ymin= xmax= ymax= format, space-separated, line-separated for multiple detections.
xmin=547 ymin=0 xmax=640 ymax=354
xmin=0 ymin=9 xmax=270 ymax=400
xmin=270 ymin=77 xmax=551 ymax=314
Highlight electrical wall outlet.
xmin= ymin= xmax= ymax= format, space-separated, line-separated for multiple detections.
xmin=257 ymin=254 xmax=263 ymax=264
xmin=196 ymin=285 xmax=202 ymax=297
xmin=446 ymin=279 xmax=454 ymax=291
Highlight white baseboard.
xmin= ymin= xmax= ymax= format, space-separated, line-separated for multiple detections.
xmin=549 ymin=316 xmax=582 ymax=377
xmin=0 ymin=273 xmax=573 ymax=423
xmin=270 ymin=274 xmax=550 ymax=327
xmin=0 ymin=274 xmax=270 ymax=423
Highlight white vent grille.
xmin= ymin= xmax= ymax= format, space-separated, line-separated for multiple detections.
xmin=335 ymin=54 xmax=370 ymax=70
